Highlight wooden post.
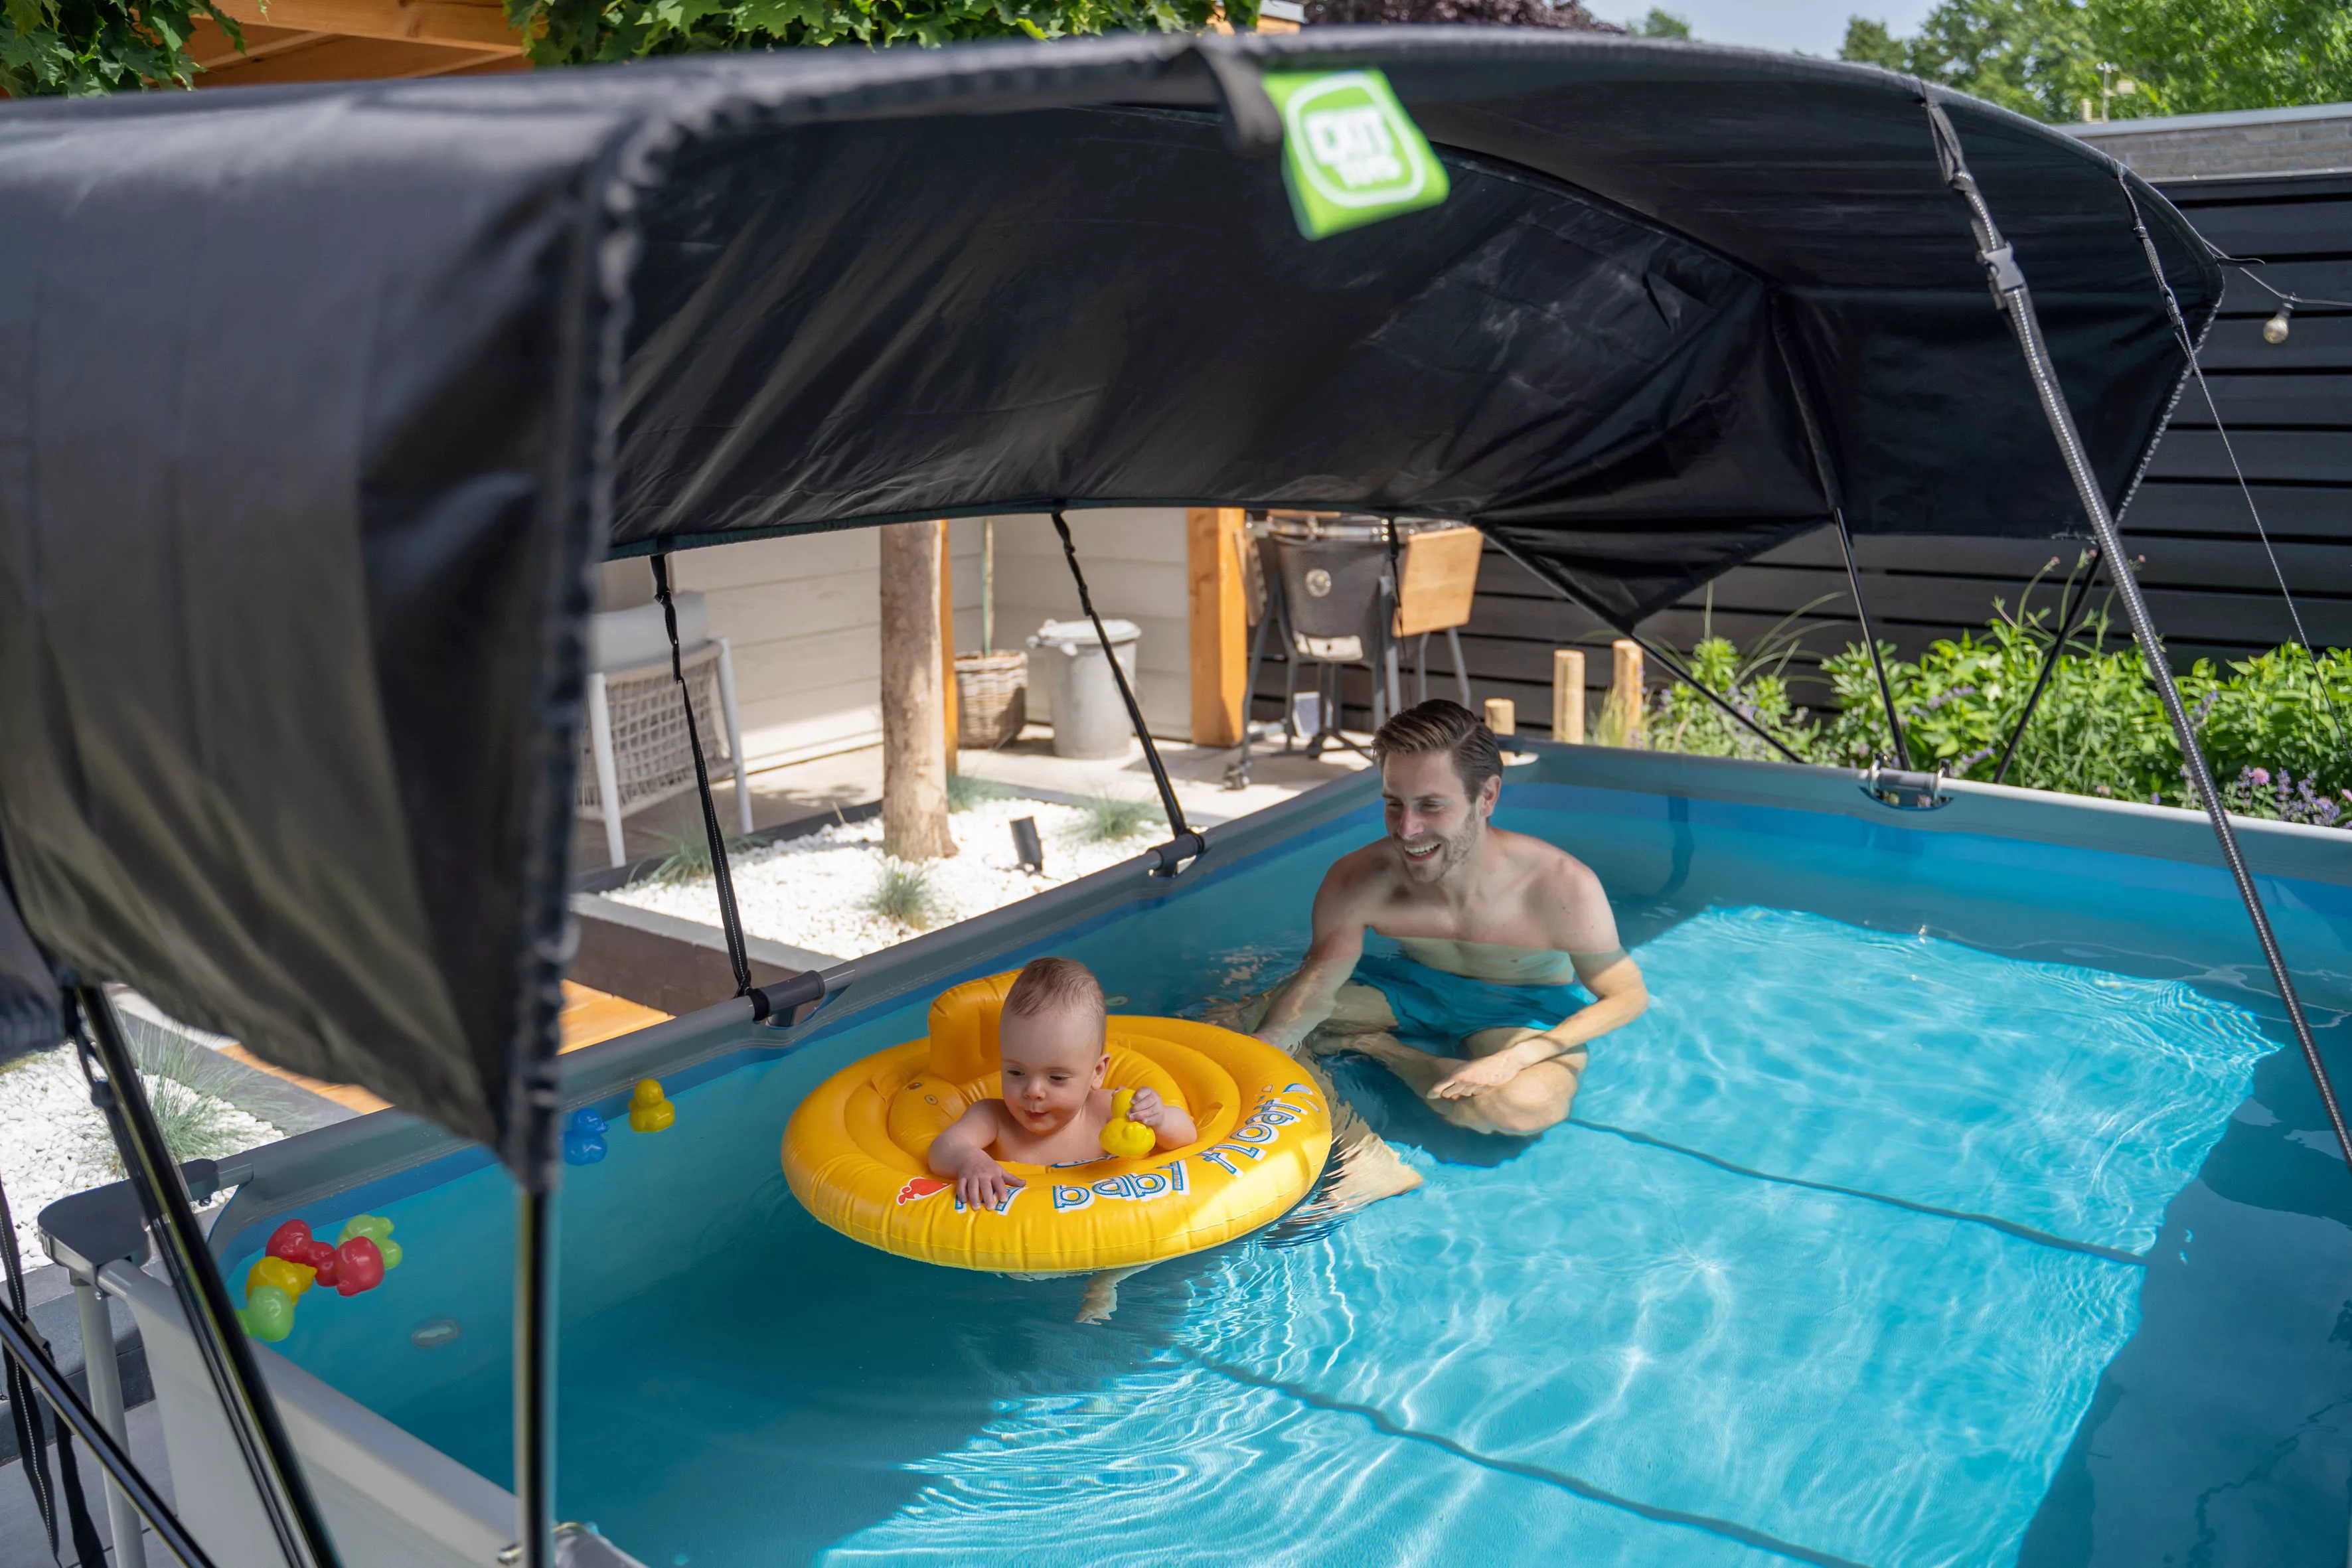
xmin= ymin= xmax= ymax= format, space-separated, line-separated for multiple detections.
xmin=938 ymin=518 xmax=959 ymax=766
xmin=1484 ymin=697 xmax=1516 ymax=736
xmin=1610 ymin=639 xmax=1645 ymax=746
xmin=1551 ymin=649 xmax=1586 ymax=743
xmin=1187 ymin=507 xmax=1248 ymax=747
xmin=880 ymin=521 xmax=955 ymax=860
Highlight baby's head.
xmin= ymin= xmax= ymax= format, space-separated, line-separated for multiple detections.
xmin=996 ymin=957 xmax=1108 ymax=1134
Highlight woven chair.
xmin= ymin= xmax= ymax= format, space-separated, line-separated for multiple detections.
xmin=578 ymin=593 xmax=752 ymax=868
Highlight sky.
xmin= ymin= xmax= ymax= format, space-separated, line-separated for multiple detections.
xmin=1621 ymin=0 xmax=1940 ymax=58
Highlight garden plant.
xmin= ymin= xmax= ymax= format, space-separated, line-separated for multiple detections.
xmin=1640 ymin=558 xmax=2352 ymax=826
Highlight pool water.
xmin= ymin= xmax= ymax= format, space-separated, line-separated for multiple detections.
xmin=242 ymin=783 xmax=2352 ymax=1566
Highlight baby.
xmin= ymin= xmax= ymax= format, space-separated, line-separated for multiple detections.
xmin=927 ymin=956 xmax=1197 ymax=1212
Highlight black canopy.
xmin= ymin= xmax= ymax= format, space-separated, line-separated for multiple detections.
xmin=0 ymin=31 xmax=2219 ymax=1173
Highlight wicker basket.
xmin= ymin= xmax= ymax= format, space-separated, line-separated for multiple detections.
xmin=955 ymin=649 xmax=1028 ymax=749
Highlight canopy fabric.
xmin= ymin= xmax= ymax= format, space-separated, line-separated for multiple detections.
xmin=0 ymin=31 xmax=2219 ymax=1169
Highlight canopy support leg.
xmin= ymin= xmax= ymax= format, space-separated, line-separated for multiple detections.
xmin=72 ymin=1270 xmax=147 ymax=1568
xmin=1924 ymin=96 xmax=2352 ymax=1185
xmin=1830 ymin=518 xmax=1909 ymax=767
xmin=512 ymin=1183 xmax=558 ymax=1568
xmin=0 ymin=1240 xmax=212 ymax=1566
xmin=1478 ymin=531 xmax=1806 ymax=765
xmin=1993 ymin=550 xmax=2103 ymax=787
xmin=72 ymin=986 xmax=339 ymax=1568
xmin=647 ymin=557 xmax=823 ymax=1023
xmin=1051 ymin=510 xmax=1204 ymax=876
xmin=1770 ymin=301 xmax=1907 ymax=767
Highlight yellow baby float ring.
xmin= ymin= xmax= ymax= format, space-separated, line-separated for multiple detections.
xmin=782 ymin=971 xmax=1332 ymax=1273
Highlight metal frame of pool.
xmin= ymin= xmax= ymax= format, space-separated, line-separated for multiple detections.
xmin=56 ymin=742 xmax=2352 ymax=1566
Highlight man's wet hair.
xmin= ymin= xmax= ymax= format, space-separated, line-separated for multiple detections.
xmin=1373 ymin=699 xmax=1503 ymax=797
xmin=1002 ymin=955 xmax=1107 ymax=1038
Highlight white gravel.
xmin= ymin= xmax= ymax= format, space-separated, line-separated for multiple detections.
xmin=607 ymin=796 xmax=1162 ymax=961
xmin=0 ymin=1048 xmax=279 ymax=1263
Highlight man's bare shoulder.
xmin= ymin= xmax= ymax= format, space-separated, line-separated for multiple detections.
xmin=1320 ymin=839 xmax=1401 ymax=896
xmin=1492 ymin=828 xmax=1615 ymax=935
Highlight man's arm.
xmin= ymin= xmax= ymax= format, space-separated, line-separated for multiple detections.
xmin=1428 ymin=854 xmax=1647 ymax=1098
xmin=1427 ymin=949 xmax=1646 ymax=1097
xmin=1253 ymin=858 xmax=1372 ymax=1056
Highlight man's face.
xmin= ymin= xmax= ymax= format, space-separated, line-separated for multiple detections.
xmin=997 ymin=1008 xmax=1107 ymax=1134
xmin=1381 ymin=750 xmax=1496 ymax=884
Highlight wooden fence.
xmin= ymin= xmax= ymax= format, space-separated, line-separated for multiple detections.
xmin=1253 ymin=167 xmax=2352 ymax=738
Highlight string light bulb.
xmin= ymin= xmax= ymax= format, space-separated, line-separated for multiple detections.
xmin=2264 ymin=303 xmax=2295 ymax=345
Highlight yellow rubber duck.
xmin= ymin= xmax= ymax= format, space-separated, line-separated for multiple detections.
xmin=629 ymin=1078 xmax=676 ymax=1133
xmin=1098 ymin=1087 xmax=1155 ymax=1159
xmin=246 ymin=1255 xmax=315 ymax=1302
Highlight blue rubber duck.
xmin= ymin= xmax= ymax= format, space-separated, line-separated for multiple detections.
xmin=562 ymin=1108 xmax=608 ymax=1166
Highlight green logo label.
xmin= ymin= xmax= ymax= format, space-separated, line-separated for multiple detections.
xmin=1264 ymin=69 xmax=1450 ymax=240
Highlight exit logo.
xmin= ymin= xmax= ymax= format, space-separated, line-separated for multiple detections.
xmin=1265 ymin=69 xmax=1450 ymax=240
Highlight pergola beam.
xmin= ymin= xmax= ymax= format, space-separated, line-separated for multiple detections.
xmin=201 ymin=0 xmax=526 ymax=53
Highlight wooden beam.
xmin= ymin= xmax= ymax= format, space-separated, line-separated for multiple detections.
xmin=202 ymin=0 xmax=525 ymax=52
xmin=195 ymin=35 xmax=511 ymax=82
xmin=185 ymin=17 xmax=325 ymax=67
xmin=1187 ymin=506 xmax=1247 ymax=747
xmin=937 ymin=518 xmax=959 ymax=766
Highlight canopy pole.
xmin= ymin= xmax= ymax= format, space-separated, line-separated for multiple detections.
xmin=1830 ymin=519 xmax=1909 ymax=768
xmin=1770 ymin=305 xmax=1909 ymax=768
xmin=1049 ymin=510 xmax=1204 ymax=876
xmin=647 ymin=558 xmax=823 ymax=1022
xmin=1993 ymin=549 xmax=2103 ymax=787
xmin=1478 ymin=530 xmax=1807 ymax=765
xmin=0 ymin=1232 xmax=216 ymax=1568
xmin=512 ymin=1184 xmax=558 ymax=1568
xmin=1 ymin=1169 xmax=106 ymax=1565
xmin=651 ymin=554 xmax=751 ymax=996
xmin=71 ymin=986 xmax=339 ymax=1568
xmin=1924 ymin=95 xmax=2352 ymax=1184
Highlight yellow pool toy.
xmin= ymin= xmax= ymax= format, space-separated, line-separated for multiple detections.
xmin=782 ymin=971 xmax=1332 ymax=1273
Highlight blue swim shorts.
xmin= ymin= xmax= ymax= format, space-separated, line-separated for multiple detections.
xmin=1349 ymin=949 xmax=1587 ymax=1050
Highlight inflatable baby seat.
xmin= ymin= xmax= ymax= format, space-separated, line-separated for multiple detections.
xmin=782 ymin=971 xmax=1332 ymax=1273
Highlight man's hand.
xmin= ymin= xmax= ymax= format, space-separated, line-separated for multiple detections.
xmin=1428 ymin=1052 xmax=1527 ymax=1100
xmin=951 ymin=1150 xmax=1021 ymax=1210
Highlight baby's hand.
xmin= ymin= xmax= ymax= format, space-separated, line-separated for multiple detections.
xmin=954 ymin=1151 xmax=1020 ymax=1210
xmin=1127 ymin=1087 xmax=1166 ymax=1128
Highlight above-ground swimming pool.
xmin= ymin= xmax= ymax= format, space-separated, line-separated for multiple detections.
xmin=204 ymin=749 xmax=2352 ymax=1567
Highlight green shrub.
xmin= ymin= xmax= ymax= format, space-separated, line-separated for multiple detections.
xmin=645 ymin=827 xmax=766 ymax=887
xmin=1079 ymin=793 xmax=1158 ymax=844
xmin=946 ymin=773 xmax=1006 ymax=813
xmin=867 ymin=859 xmax=939 ymax=929
xmin=1640 ymin=558 xmax=2352 ymax=822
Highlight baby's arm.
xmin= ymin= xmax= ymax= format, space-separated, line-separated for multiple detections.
xmin=1124 ymin=1087 xmax=1196 ymax=1150
xmin=928 ymin=1103 xmax=1020 ymax=1208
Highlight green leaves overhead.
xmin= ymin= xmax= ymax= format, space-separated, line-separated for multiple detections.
xmin=1840 ymin=0 xmax=2352 ymax=121
xmin=510 ymin=0 xmax=1241 ymax=65
xmin=0 ymin=0 xmax=238 ymax=96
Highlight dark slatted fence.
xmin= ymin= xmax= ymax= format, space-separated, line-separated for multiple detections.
xmin=1253 ymin=167 xmax=2352 ymax=738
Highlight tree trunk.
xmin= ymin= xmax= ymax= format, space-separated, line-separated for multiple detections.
xmin=880 ymin=520 xmax=956 ymax=860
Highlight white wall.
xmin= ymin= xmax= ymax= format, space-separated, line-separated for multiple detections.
xmin=594 ymin=507 xmax=1193 ymax=770
xmin=965 ymin=509 xmax=1192 ymax=741
xmin=598 ymin=532 xmax=885 ymax=771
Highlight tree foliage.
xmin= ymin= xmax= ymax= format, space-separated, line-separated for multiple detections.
xmin=522 ymin=0 xmax=1237 ymax=66
xmin=1628 ymin=6 xmax=1688 ymax=37
xmin=1304 ymin=0 xmax=1612 ymax=27
xmin=1840 ymin=0 xmax=2352 ymax=121
xmin=0 ymin=0 xmax=234 ymax=95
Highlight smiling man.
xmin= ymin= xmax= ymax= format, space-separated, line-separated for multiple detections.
xmin=1251 ymin=700 xmax=1648 ymax=1168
